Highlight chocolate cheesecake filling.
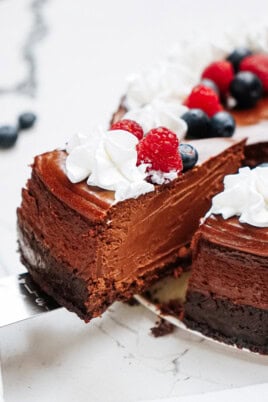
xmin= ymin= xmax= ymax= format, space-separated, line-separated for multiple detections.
xmin=188 ymin=216 xmax=268 ymax=310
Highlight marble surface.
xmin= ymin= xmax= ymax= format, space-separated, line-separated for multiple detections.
xmin=139 ymin=383 xmax=268 ymax=402
xmin=0 ymin=1 xmax=268 ymax=401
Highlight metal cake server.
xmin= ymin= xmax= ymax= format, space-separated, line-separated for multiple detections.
xmin=0 ymin=272 xmax=60 ymax=327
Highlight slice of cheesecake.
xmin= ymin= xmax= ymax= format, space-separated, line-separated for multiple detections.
xmin=17 ymin=138 xmax=245 ymax=321
xmin=184 ymin=163 xmax=268 ymax=354
xmin=184 ymin=214 xmax=268 ymax=354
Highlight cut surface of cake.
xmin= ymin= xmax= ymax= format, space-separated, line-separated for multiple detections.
xmin=184 ymin=167 xmax=268 ymax=354
xmin=17 ymin=139 xmax=244 ymax=321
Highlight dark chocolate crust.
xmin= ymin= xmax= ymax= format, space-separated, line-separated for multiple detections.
xmin=18 ymin=223 xmax=90 ymax=320
xmin=184 ymin=291 xmax=268 ymax=354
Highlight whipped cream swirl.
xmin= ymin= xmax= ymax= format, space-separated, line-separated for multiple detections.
xmin=125 ymin=62 xmax=197 ymax=110
xmin=66 ymin=129 xmax=154 ymax=203
xmin=124 ymin=99 xmax=188 ymax=139
xmin=207 ymin=166 xmax=268 ymax=227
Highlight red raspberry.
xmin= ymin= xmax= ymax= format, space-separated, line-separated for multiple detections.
xmin=137 ymin=127 xmax=183 ymax=173
xmin=240 ymin=53 xmax=268 ymax=92
xmin=202 ymin=60 xmax=234 ymax=94
xmin=184 ymin=85 xmax=223 ymax=117
xmin=110 ymin=119 xmax=144 ymax=140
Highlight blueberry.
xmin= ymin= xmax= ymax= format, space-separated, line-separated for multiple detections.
xmin=200 ymin=78 xmax=219 ymax=95
xmin=230 ymin=71 xmax=263 ymax=108
xmin=181 ymin=109 xmax=211 ymax=139
xmin=210 ymin=111 xmax=235 ymax=138
xmin=18 ymin=112 xmax=37 ymax=130
xmin=226 ymin=47 xmax=252 ymax=72
xmin=179 ymin=143 xmax=198 ymax=171
xmin=0 ymin=125 xmax=19 ymax=148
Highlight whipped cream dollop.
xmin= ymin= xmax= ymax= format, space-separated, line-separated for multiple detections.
xmin=124 ymin=99 xmax=188 ymax=139
xmin=206 ymin=166 xmax=268 ymax=227
xmin=125 ymin=62 xmax=197 ymax=110
xmin=66 ymin=129 xmax=154 ymax=203
xmin=125 ymin=23 xmax=268 ymax=110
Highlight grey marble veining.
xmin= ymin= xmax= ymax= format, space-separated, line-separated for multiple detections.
xmin=0 ymin=0 xmax=48 ymax=97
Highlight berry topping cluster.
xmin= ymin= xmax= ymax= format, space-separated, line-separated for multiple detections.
xmin=110 ymin=120 xmax=198 ymax=180
xmin=182 ymin=48 xmax=268 ymax=139
xmin=109 ymin=47 xmax=268 ymax=182
xmin=0 ymin=112 xmax=37 ymax=149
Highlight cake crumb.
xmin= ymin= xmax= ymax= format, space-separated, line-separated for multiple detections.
xmin=150 ymin=318 xmax=175 ymax=337
xmin=159 ymin=299 xmax=184 ymax=320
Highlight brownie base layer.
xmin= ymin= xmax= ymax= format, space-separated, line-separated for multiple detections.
xmin=184 ymin=291 xmax=268 ymax=354
xmin=18 ymin=223 xmax=187 ymax=322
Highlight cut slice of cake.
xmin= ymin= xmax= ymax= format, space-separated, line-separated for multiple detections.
xmin=17 ymin=138 xmax=245 ymax=321
xmin=184 ymin=166 xmax=268 ymax=354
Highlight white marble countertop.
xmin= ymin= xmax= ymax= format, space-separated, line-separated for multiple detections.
xmin=0 ymin=1 xmax=268 ymax=401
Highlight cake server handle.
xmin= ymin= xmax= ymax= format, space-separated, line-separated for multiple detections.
xmin=0 ymin=272 xmax=60 ymax=327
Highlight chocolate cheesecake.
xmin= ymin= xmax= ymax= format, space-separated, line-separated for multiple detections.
xmin=184 ymin=161 xmax=268 ymax=354
xmin=17 ymin=26 xmax=268 ymax=332
xmin=17 ymin=139 xmax=244 ymax=321
xmin=184 ymin=214 xmax=268 ymax=354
